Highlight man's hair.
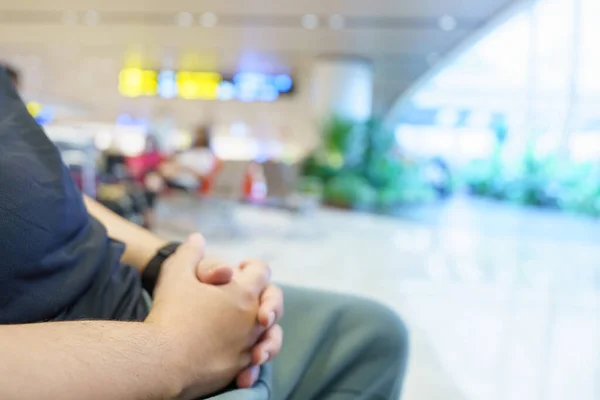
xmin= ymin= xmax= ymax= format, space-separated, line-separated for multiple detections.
xmin=2 ymin=64 xmax=19 ymax=86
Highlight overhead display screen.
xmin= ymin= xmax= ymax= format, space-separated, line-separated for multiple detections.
xmin=119 ymin=68 xmax=294 ymax=102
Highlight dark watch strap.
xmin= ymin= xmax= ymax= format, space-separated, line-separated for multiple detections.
xmin=141 ymin=242 xmax=181 ymax=295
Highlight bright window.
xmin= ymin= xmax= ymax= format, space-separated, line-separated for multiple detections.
xmin=393 ymin=0 xmax=600 ymax=163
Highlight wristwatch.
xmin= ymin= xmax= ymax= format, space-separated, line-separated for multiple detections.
xmin=141 ymin=242 xmax=181 ymax=295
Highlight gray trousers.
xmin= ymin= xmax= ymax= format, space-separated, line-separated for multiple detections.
xmin=205 ymin=286 xmax=410 ymax=400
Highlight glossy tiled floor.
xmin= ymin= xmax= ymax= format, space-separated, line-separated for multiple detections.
xmin=155 ymin=195 xmax=600 ymax=400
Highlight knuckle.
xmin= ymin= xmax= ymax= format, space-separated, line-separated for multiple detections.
xmin=243 ymin=259 xmax=271 ymax=277
xmin=240 ymin=259 xmax=259 ymax=269
xmin=258 ymin=274 xmax=269 ymax=289
xmin=258 ymin=264 xmax=271 ymax=285
xmin=240 ymin=287 xmax=257 ymax=306
xmin=271 ymin=344 xmax=282 ymax=357
xmin=272 ymin=286 xmax=284 ymax=310
xmin=262 ymin=262 xmax=272 ymax=278
xmin=271 ymin=328 xmax=283 ymax=351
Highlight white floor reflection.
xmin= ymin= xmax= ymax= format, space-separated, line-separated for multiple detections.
xmin=155 ymin=196 xmax=600 ymax=400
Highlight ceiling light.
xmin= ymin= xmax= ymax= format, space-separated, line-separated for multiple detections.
xmin=301 ymin=14 xmax=319 ymax=30
xmin=199 ymin=12 xmax=218 ymax=28
xmin=62 ymin=10 xmax=78 ymax=25
xmin=438 ymin=15 xmax=457 ymax=32
xmin=329 ymin=14 xmax=345 ymax=30
xmin=84 ymin=10 xmax=100 ymax=25
xmin=176 ymin=12 xmax=193 ymax=27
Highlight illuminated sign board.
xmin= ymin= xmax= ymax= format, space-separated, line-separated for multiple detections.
xmin=119 ymin=68 xmax=294 ymax=102
xmin=119 ymin=68 xmax=158 ymax=98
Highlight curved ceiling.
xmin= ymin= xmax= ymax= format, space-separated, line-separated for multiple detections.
xmin=0 ymin=0 xmax=522 ymax=112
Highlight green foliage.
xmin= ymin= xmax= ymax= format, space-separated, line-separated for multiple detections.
xmin=393 ymin=162 xmax=438 ymax=205
xmin=464 ymin=142 xmax=505 ymax=198
xmin=302 ymin=152 xmax=341 ymax=182
xmin=322 ymin=116 xmax=356 ymax=154
xmin=554 ymin=163 xmax=600 ymax=217
xmin=508 ymin=148 xmax=558 ymax=207
xmin=324 ymin=173 xmax=378 ymax=210
xmin=365 ymin=156 xmax=404 ymax=189
xmin=302 ymin=115 xmax=436 ymax=210
xmin=297 ymin=176 xmax=324 ymax=196
xmin=465 ymin=141 xmax=600 ymax=217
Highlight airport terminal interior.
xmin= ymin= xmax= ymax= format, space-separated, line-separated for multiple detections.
xmin=2 ymin=0 xmax=600 ymax=399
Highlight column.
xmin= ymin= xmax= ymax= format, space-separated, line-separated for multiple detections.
xmin=311 ymin=56 xmax=374 ymax=122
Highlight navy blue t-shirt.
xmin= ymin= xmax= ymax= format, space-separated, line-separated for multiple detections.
xmin=0 ymin=68 xmax=148 ymax=323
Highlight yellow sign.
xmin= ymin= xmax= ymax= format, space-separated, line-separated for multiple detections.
xmin=119 ymin=68 xmax=158 ymax=97
xmin=119 ymin=68 xmax=222 ymax=99
xmin=176 ymin=71 xmax=221 ymax=100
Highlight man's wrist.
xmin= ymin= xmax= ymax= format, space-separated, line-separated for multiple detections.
xmin=140 ymin=238 xmax=170 ymax=271
xmin=142 ymin=242 xmax=182 ymax=295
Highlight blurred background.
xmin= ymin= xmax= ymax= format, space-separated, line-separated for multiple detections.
xmin=2 ymin=0 xmax=600 ymax=399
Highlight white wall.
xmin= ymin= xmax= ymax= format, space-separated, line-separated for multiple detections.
xmin=1 ymin=42 xmax=319 ymax=150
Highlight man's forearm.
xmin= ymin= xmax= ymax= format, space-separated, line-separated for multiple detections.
xmin=84 ymin=195 xmax=167 ymax=272
xmin=0 ymin=321 xmax=182 ymax=400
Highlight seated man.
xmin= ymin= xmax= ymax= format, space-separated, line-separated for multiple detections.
xmin=0 ymin=67 xmax=409 ymax=400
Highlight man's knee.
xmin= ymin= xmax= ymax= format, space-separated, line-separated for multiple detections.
xmin=349 ymin=298 xmax=410 ymax=368
xmin=279 ymin=286 xmax=410 ymax=367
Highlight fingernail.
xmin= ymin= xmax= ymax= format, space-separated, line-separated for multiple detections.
xmin=260 ymin=351 xmax=270 ymax=365
xmin=267 ymin=311 xmax=276 ymax=327
xmin=208 ymin=266 xmax=223 ymax=274
xmin=251 ymin=365 xmax=260 ymax=382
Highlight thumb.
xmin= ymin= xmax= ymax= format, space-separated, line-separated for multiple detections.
xmin=197 ymin=265 xmax=234 ymax=285
xmin=168 ymin=233 xmax=206 ymax=271
xmin=196 ymin=258 xmax=234 ymax=285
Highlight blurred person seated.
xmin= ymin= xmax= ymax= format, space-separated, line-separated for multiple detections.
xmin=0 ymin=67 xmax=409 ymax=400
xmin=125 ymin=134 xmax=166 ymax=196
xmin=97 ymin=148 xmax=154 ymax=228
xmin=159 ymin=124 xmax=219 ymax=192
xmin=124 ymin=134 xmax=168 ymax=226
